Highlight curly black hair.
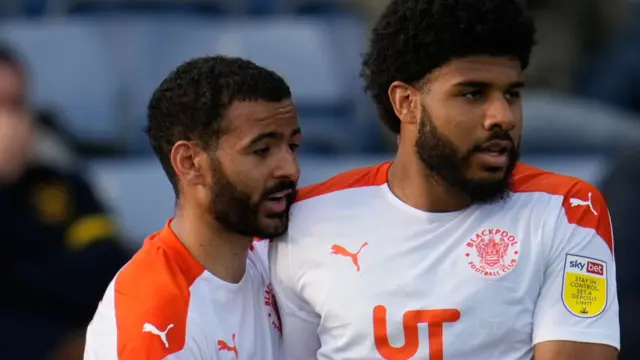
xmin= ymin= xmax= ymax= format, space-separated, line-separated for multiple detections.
xmin=361 ymin=0 xmax=536 ymax=134
xmin=146 ymin=55 xmax=291 ymax=195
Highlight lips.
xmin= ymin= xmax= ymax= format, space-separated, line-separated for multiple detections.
xmin=263 ymin=188 xmax=294 ymax=214
xmin=476 ymin=140 xmax=512 ymax=155
xmin=266 ymin=189 xmax=293 ymax=203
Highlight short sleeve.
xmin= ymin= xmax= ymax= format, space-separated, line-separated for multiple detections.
xmin=533 ymin=186 xmax=619 ymax=349
xmin=84 ymin=297 xmax=209 ymax=360
xmin=270 ymin=234 xmax=321 ymax=360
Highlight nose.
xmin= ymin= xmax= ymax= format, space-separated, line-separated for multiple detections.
xmin=273 ymin=151 xmax=300 ymax=183
xmin=483 ymin=97 xmax=517 ymax=132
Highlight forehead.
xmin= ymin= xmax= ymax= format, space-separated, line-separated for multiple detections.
xmin=427 ymin=56 xmax=522 ymax=87
xmin=222 ymin=99 xmax=297 ymax=136
xmin=0 ymin=63 xmax=24 ymax=86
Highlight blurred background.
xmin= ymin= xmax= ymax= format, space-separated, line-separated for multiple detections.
xmin=0 ymin=0 xmax=639 ymax=359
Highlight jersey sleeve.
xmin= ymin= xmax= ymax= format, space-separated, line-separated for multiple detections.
xmin=532 ymin=185 xmax=619 ymax=349
xmin=84 ymin=296 xmax=209 ymax=360
xmin=270 ymin=234 xmax=321 ymax=360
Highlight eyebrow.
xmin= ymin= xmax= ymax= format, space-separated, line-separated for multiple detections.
xmin=246 ymin=127 xmax=301 ymax=147
xmin=453 ymin=81 xmax=526 ymax=89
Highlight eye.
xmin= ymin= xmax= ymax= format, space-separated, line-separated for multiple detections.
xmin=253 ymin=147 xmax=270 ymax=157
xmin=505 ymin=90 xmax=521 ymax=100
xmin=460 ymin=89 xmax=484 ymax=100
xmin=289 ymin=143 xmax=300 ymax=152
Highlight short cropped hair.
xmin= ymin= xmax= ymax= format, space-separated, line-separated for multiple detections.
xmin=146 ymin=55 xmax=291 ymax=196
xmin=361 ymin=0 xmax=536 ymax=134
xmin=0 ymin=42 xmax=24 ymax=71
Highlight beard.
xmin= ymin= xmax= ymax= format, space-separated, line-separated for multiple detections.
xmin=208 ymin=160 xmax=296 ymax=239
xmin=414 ymin=109 xmax=519 ymax=205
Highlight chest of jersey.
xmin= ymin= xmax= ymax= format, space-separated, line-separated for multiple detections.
xmin=192 ymin=264 xmax=282 ymax=359
xmin=300 ymin=201 xmax=547 ymax=359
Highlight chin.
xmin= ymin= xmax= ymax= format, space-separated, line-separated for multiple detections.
xmin=468 ymin=169 xmax=507 ymax=183
xmin=256 ymin=217 xmax=289 ymax=239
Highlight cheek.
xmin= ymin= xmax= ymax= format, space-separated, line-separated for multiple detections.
xmin=224 ymin=166 xmax=264 ymax=199
xmin=430 ymin=110 xmax=479 ymax=149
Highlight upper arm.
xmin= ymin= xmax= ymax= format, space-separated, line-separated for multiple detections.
xmin=270 ymin=235 xmax=321 ymax=360
xmin=85 ymin=308 xmax=208 ymax=360
xmin=533 ymin=185 xmax=619 ymax=354
xmin=85 ymin=273 xmax=208 ymax=360
xmin=534 ymin=340 xmax=617 ymax=360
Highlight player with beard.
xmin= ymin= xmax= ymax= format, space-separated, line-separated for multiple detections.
xmin=270 ymin=0 xmax=619 ymax=359
xmin=85 ymin=56 xmax=300 ymax=360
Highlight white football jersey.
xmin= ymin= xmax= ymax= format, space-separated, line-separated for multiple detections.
xmin=271 ymin=162 xmax=618 ymax=360
xmin=85 ymin=220 xmax=281 ymax=360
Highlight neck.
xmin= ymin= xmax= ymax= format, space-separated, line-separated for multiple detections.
xmin=388 ymin=144 xmax=471 ymax=213
xmin=171 ymin=204 xmax=251 ymax=284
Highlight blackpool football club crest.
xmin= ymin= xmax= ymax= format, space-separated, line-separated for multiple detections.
xmin=264 ymin=283 xmax=282 ymax=335
xmin=465 ymin=228 xmax=520 ymax=277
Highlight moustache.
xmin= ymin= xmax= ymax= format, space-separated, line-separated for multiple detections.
xmin=260 ymin=179 xmax=297 ymax=202
xmin=470 ymin=130 xmax=516 ymax=153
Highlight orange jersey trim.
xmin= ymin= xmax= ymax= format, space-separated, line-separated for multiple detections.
xmin=295 ymin=162 xmax=391 ymax=203
xmin=511 ymin=163 xmax=613 ymax=253
xmin=114 ymin=220 xmax=205 ymax=359
xmin=295 ymin=162 xmax=612 ymax=253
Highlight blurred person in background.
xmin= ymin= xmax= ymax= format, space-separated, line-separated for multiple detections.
xmin=600 ymin=148 xmax=640 ymax=360
xmin=271 ymin=0 xmax=619 ymax=359
xmin=0 ymin=43 xmax=131 ymax=360
xmin=84 ymin=56 xmax=298 ymax=359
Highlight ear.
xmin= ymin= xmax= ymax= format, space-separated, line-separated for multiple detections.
xmin=388 ymin=81 xmax=421 ymax=127
xmin=170 ymin=141 xmax=207 ymax=188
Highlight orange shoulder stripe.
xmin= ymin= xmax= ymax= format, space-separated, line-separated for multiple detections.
xmin=114 ymin=225 xmax=204 ymax=359
xmin=295 ymin=162 xmax=391 ymax=203
xmin=512 ymin=163 xmax=613 ymax=253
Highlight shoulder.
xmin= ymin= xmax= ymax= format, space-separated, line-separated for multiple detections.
xmin=511 ymin=163 xmax=599 ymax=197
xmin=248 ymin=238 xmax=270 ymax=280
xmin=295 ymin=162 xmax=391 ymax=204
xmin=274 ymin=163 xmax=390 ymax=256
xmin=23 ymin=164 xmax=88 ymax=187
xmin=511 ymin=163 xmax=612 ymax=252
xmin=111 ymin=231 xmax=206 ymax=358
xmin=285 ymin=162 xmax=390 ymax=234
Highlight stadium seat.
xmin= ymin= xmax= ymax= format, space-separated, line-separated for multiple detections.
xmin=522 ymin=90 xmax=640 ymax=155
xmin=86 ymin=157 xmax=175 ymax=245
xmin=0 ymin=0 xmax=25 ymax=17
xmin=0 ymin=19 xmax=121 ymax=144
xmin=45 ymin=0 xmax=240 ymax=16
xmin=117 ymin=16 xmax=366 ymax=153
xmin=269 ymin=0 xmax=352 ymax=14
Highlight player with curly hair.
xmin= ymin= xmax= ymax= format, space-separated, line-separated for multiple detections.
xmin=270 ymin=0 xmax=619 ymax=359
xmin=85 ymin=56 xmax=301 ymax=359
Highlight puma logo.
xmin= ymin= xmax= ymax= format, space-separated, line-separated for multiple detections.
xmin=569 ymin=192 xmax=598 ymax=216
xmin=330 ymin=242 xmax=368 ymax=271
xmin=142 ymin=322 xmax=174 ymax=348
xmin=217 ymin=333 xmax=238 ymax=359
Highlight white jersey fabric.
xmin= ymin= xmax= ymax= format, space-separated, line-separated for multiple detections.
xmin=85 ymin=220 xmax=281 ymax=360
xmin=271 ymin=162 xmax=619 ymax=360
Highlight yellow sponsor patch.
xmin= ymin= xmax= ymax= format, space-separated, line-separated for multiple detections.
xmin=562 ymin=254 xmax=607 ymax=318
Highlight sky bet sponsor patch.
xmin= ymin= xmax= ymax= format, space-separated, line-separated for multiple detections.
xmin=562 ymin=254 xmax=607 ymax=318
